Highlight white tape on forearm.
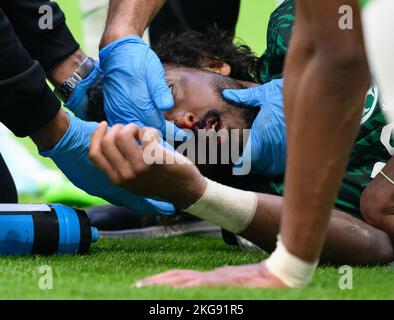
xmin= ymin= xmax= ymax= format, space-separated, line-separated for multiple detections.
xmin=185 ymin=178 xmax=257 ymax=234
xmin=266 ymin=236 xmax=319 ymax=288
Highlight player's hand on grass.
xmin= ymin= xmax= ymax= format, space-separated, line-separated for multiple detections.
xmin=99 ymin=35 xmax=181 ymax=137
xmin=90 ymin=122 xmax=207 ymax=209
xmin=40 ymin=113 xmax=175 ymax=216
xmin=135 ymin=262 xmax=288 ymax=288
xmin=223 ymin=80 xmax=287 ymax=176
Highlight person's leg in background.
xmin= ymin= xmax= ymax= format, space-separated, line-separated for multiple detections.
xmin=0 ymin=153 xmax=18 ymax=203
xmin=280 ymin=0 xmax=370 ymax=263
xmin=362 ymin=0 xmax=394 ymax=122
xmin=149 ymin=0 xmax=241 ymax=48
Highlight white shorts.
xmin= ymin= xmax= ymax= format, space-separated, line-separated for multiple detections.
xmin=362 ymin=0 xmax=394 ymax=123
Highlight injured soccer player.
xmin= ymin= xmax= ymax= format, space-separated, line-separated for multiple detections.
xmin=86 ymin=30 xmax=394 ymax=265
xmin=86 ymin=30 xmax=394 ymax=273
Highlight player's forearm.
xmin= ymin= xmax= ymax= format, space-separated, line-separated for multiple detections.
xmin=281 ymin=1 xmax=370 ymax=263
xmin=282 ymin=59 xmax=369 ymax=263
xmin=100 ymin=0 xmax=167 ymax=48
xmin=181 ymin=176 xmax=392 ymax=265
xmin=241 ymin=193 xmax=393 ymax=265
xmin=361 ymin=157 xmax=394 ymax=242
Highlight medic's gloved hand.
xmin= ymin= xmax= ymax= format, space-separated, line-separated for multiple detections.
xmin=65 ymin=61 xmax=102 ymax=119
xmin=223 ymin=80 xmax=286 ymax=176
xmin=40 ymin=113 xmax=175 ymax=216
xmin=99 ymin=35 xmax=176 ymax=137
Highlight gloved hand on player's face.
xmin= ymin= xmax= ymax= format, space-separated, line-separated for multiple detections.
xmin=223 ymin=80 xmax=287 ymax=176
xmin=99 ymin=35 xmax=184 ymax=139
xmin=66 ymin=36 xmax=187 ymax=144
xmin=40 ymin=113 xmax=175 ymax=216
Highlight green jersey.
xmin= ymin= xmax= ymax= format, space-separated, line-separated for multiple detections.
xmin=256 ymin=0 xmax=393 ymax=218
xmin=259 ymin=0 xmax=295 ymax=84
xmin=260 ymin=87 xmax=393 ymax=218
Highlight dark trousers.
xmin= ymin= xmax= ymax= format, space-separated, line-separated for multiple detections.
xmin=0 ymin=153 xmax=17 ymax=203
xmin=150 ymin=0 xmax=241 ymax=48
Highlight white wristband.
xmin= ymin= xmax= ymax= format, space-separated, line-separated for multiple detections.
xmin=185 ymin=178 xmax=258 ymax=234
xmin=266 ymin=236 xmax=319 ymax=288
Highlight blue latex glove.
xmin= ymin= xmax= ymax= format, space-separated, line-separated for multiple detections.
xmin=63 ymin=58 xmax=189 ymax=145
xmin=40 ymin=113 xmax=175 ymax=216
xmin=223 ymin=80 xmax=287 ymax=176
xmin=65 ymin=61 xmax=103 ymax=119
xmin=99 ymin=35 xmax=177 ymax=137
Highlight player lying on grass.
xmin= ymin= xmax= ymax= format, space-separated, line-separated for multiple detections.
xmin=83 ymin=30 xmax=394 ymax=269
xmin=90 ymin=122 xmax=394 ymax=288
xmin=84 ymin=29 xmax=285 ymax=177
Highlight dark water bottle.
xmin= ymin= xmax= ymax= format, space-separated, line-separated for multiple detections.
xmin=0 ymin=204 xmax=98 ymax=255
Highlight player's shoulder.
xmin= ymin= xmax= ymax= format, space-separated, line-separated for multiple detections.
xmin=271 ymin=0 xmax=296 ymax=21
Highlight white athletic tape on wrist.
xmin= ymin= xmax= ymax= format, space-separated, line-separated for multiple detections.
xmin=266 ymin=236 xmax=319 ymax=288
xmin=185 ymin=178 xmax=257 ymax=234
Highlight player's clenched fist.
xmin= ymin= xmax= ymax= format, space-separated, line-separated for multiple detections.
xmin=89 ymin=122 xmax=207 ymax=209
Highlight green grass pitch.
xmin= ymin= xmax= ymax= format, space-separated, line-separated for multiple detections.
xmin=3 ymin=1 xmax=393 ymax=300
xmin=0 ymin=236 xmax=393 ymax=299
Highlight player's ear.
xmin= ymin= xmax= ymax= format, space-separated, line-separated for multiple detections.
xmin=203 ymin=62 xmax=231 ymax=76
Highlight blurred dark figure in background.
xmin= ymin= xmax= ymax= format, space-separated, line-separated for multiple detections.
xmin=149 ymin=0 xmax=241 ymax=49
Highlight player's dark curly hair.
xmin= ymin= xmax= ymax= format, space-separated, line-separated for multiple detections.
xmin=154 ymin=28 xmax=259 ymax=82
xmin=86 ymin=28 xmax=259 ymax=122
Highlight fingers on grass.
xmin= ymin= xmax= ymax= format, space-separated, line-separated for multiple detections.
xmin=135 ymin=269 xmax=201 ymax=287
